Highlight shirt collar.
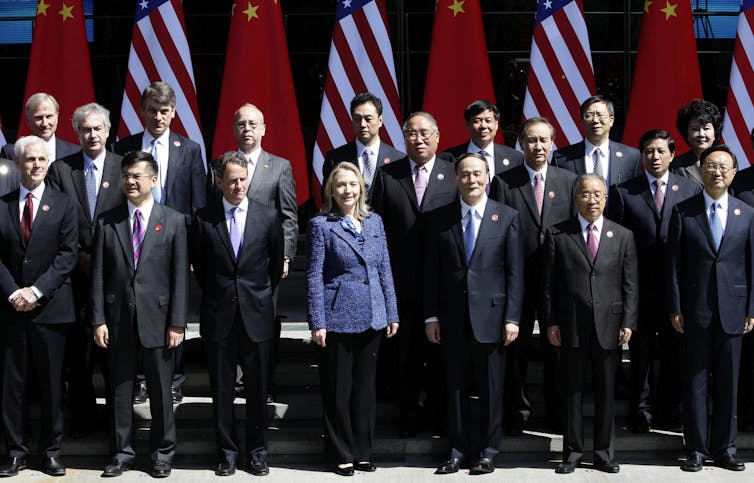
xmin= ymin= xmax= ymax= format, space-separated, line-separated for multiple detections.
xmin=127 ymin=196 xmax=155 ymax=221
xmin=409 ymin=156 xmax=436 ymax=174
xmin=703 ymin=190 xmax=728 ymax=211
xmin=83 ymin=150 xmax=106 ymax=171
xmin=355 ymin=139 xmax=380 ymax=159
xmin=20 ymin=181 xmax=45 ymax=201
xmin=460 ymin=194 xmax=487 ymax=218
xmin=578 ymin=213 xmax=604 ymax=233
xmin=585 ymin=138 xmax=609 ymax=157
xmin=469 ymin=140 xmax=494 ymax=155
xmin=222 ymin=195 xmax=249 ymax=213
xmin=524 ymin=162 xmax=547 ymax=182
xmin=143 ymin=129 xmax=171 ymax=148
xmin=238 ymin=146 xmax=262 ymax=165
xmin=645 ymin=170 xmax=669 ymax=186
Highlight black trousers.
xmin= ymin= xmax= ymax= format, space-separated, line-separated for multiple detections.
xmin=2 ymin=321 xmax=69 ymax=458
xmin=108 ymin=317 xmax=176 ymax=464
xmin=561 ymin=330 xmax=619 ymax=464
xmin=318 ymin=329 xmax=381 ymax=464
xmin=205 ymin=314 xmax=270 ymax=463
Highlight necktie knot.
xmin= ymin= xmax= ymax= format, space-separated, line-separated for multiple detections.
xmin=414 ymin=164 xmax=428 ymax=206
xmin=464 ymin=208 xmax=477 ymax=262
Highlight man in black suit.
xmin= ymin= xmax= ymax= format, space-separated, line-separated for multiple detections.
xmin=670 ymin=99 xmax=722 ymax=187
xmin=371 ymin=111 xmax=458 ymax=434
xmin=424 ymin=153 xmax=524 ymax=475
xmin=1 ymin=93 xmax=80 ymax=162
xmin=542 ymin=173 xmax=638 ymax=474
xmin=47 ymin=102 xmax=125 ymax=437
xmin=609 ymin=130 xmax=701 ymax=434
xmin=667 ymin=145 xmax=754 ymax=473
xmin=90 ymin=151 xmax=189 ymax=478
xmin=112 ymin=81 xmax=205 ymax=403
xmin=0 ymin=136 xmax=78 ymax=477
xmin=489 ymin=117 xmax=576 ymax=434
xmin=321 ymin=92 xmax=404 ymax=200
xmin=552 ymin=95 xmax=641 ymax=188
xmin=443 ymin=99 xmax=523 ymax=177
xmin=192 ymin=151 xmax=283 ymax=476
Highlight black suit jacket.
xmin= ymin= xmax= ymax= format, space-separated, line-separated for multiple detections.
xmin=191 ymin=199 xmax=283 ymax=343
xmin=552 ymin=140 xmax=642 ymax=186
xmin=669 ymin=151 xmax=703 ymax=187
xmin=112 ymin=131 xmax=206 ymax=218
xmin=371 ymin=155 xmax=459 ymax=301
xmin=609 ymin=173 xmax=701 ymax=301
xmin=542 ymin=217 xmax=639 ymax=350
xmin=443 ymin=141 xmax=524 ymax=175
xmin=731 ymin=164 xmax=754 ymax=196
xmin=2 ymin=137 xmax=80 ymax=162
xmin=321 ymin=140 xmax=405 ymax=186
xmin=0 ymin=187 xmax=78 ymax=325
xmin=0 ymin=159 xmax=20 ymax=197
xmin=423 ymin=199 xmax=524 ymax=343
xmin=46 ymin=150 xmax=125 ymax=254
xmin=90 ymin=202 xmax=189 ymax=348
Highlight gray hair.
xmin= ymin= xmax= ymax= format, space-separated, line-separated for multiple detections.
xmin=573 ymin=173 xmax=607 ymax=193
xmin=402 ymin=111 xmax=439 ymax=131
xmin=72 ymin=103 xmax=112 ymax=133
xmin=25 ymin=93 xmax=59 ymax=119
xmin=14 ymin=135 xmax=48 ymax=162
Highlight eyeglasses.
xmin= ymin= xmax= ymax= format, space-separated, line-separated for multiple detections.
xmin=702 ymin=163 xmax=735 ymax=174
xmin=403 ymin=129 xmax=437 ymax=141
xmin=234 ymin=121 xmax=263 ymax=131
xmin=121 ymin=172 xmax=152 ymax=181
xmin=582 ymin=112 xmax=611 ymax=122
xmin=576 ymin=191 xmax=605 ymax=201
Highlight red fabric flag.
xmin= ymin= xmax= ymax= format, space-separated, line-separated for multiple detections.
xmin=422 ymin=0 xmax=501 ymax=151
xmin=19 ymin=0 xmax=95 ymax=143
xmin=623 ymin=0 xmax=702 ymax=148
xmin=213 ymin=0 xmax=308 ymax=205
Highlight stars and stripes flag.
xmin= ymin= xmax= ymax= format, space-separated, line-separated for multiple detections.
xmin=522 ymin=0 xmax=595 ymax=149
xmin=311 ymin=0 xmax=404 ymax=203
xmin=722 ymin=0 xmax=754 ymax=168
xmin=117 ymin=0 xmax=206 ymax=163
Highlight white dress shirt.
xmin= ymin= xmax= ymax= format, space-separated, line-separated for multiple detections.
xmin=222 ymin=195 xmax=249 ymax=242
xmin=142 ymin=130 xmax=171 ymax=191
xmin=128 ymin=197 xmax=155 ymax=235
xmin=584 ymin=139 xmax=610 ymax=180
xmin=83 ymin=151 xmax=106 ymax=197
xmin=703 ymin=190 xmax=729 ymax=231
xmin=578 ymin=213 xmax=604 ymax=244
xmin=238 ymin=147 xmax=262 ymax=181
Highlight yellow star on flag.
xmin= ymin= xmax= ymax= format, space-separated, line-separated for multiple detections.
xmin=643 ymin=0 xmax=652 ymax=13
xmin=37 ymin=0 xmax=50 ymax=16
xmin=243 ymin=1 xmax=259 ymax=22
xmin=448 ymin=0 xmax=465 ymax=17
xmin=660 ymin=1 xmax=677 ymax=20
xmin=59 ymin=2 xmax=74 ymax=22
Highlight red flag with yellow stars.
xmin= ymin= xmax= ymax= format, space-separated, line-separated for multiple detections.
xmin=622 ymin=0 xmax=702 ymax=148
xmin=19 ymin=0 xmax=95 ymax=143
xmin=212 ymin=0 xmax=308 ymax=205
xmin=422 ymin=0 xmax=501 ymax=151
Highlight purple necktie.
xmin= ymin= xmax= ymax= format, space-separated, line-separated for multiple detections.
xmin=653 ymin=179 xmax=665 ymax=214
xmin=132 ymin=209 xmax=145 ymax=268
xmin=533 ymin=172 xmax=544 ymax=216
xmin=229 ymin=207 xmax=241 ymax=259
xmin=479 ymin=150 xmax=492 ymax=194
xmin=586 ymin=223 xmax=598 ymax=263
xmin=414 ymin=165 xmax=427 ymax=206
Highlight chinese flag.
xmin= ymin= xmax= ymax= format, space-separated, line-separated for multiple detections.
xmin=212 ymin=0 xmax=308 ymax=205
xmin=623 ymin=0 xmax=702 ymax=148
xmin=422 ymin=0 xmax=501 ymax=151
xmin=19 ymin=0 xmax=95 ymax=143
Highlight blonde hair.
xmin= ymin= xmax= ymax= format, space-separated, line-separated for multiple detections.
xmin=322 ymin=162 xmax=372 ymax=220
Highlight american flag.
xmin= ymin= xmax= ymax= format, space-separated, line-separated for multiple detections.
xmin=311 ymin=0 xmax=404 ymax=197
xmin=723 ymin=0 xmax=754 ymax=168
xmin=117 ymin=0 xmax=206 ymax=164
xmin=522 ymin=0 xmax=595 ymax=148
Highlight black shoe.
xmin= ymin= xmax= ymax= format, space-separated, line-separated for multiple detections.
xmin=470 ymin=457 xmax=495 ymax=474
xmin=714 ymin=454 xmax=745 ymax=471
xmin=133 ymin=382 xmax=148 ymax=404
xmin=215 ymin=461 xmax=236 ymax=476
xmin=354 ymin=461 xmax=376 ymax=472
xmin=171 ymin=386 xmax=183 ymax=403
xmin=41 ymin=456 xmax=66 ymax=476
xmin=151 ymin=460 xmax=171 ymax=478
xmin=0 ymin=457 xmax=27 ymax=477
xmin=249 ymin=459 xmax=269 ymax=476
xmin=102 ymin=460 xmax=132 ymax=477
xmin=334 ymin=464 xmax=354 ymax=476
xmin=435 ymin=457 xmax=462 ymax=474
xmin=680 ymin=453 xmax=703 ymax=472
xmin=555 ymin=459 xmax=579 ymax=474
xmin=594 ymin=460 xmax=620 ymax=473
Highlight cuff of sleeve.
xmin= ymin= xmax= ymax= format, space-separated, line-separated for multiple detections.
xmin=425 ymin=316 xmax=439 ymax=324
xmin=7 ymin=289 xmax=22 ymax=303
xmin=31 ymin=286 xmax=42 ymax=300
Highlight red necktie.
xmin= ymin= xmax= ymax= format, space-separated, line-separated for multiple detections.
xmin=21 ymin=192 xmax=33 ymax=242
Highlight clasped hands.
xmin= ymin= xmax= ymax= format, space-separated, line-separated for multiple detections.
xmin=93 ymin=324 xmax=185 ymax=349
xmin=9 ymin=287 xmax=40 ymax=312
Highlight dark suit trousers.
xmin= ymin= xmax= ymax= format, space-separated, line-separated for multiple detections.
xmin=739 ymin=331 xmax=754 ymax=428
xmin=682 ymin=316 xmax=741 ymax=458
xmin=108 ymin=315 xmax=176 ymax=464
xmin=443 ymin=326 xmax=505 ymax=460
xmin=561 ymin=330 xmax=618 ymax=464
xmin=2 ymin=321 xmax=70 ymax=458
xmin=318 ymin=329 xmax=381 ymax=464
xmin=205 ymin=313 xmax=270 ymax=462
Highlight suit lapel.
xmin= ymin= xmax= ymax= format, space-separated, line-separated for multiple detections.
xmin=541 ymin=169 xmax=568 ymax=225
xmin=165 ymin=132 xmax=180 ymax=200
xmin=113 ymin=206 xmax=135 ymax=271
xmin=514 ymin=168 xmax=540 ymax=224
xmin=26 ymin=189 xmax=52 ymax=249
xmin=720 ymin=198 xmax=743 ymax=253
xmin=8 ymin=190 xmax=23 ymax=246
xmin=96 ymin=153 xmax=122 ymax=218
xmin=396 ymin=161 xmax=420 ymax=211
xmin=376 ymin=143 xmax=391 ymax=169
xmin=248 ymin=150 xmax=269 ymax=193
xmin=595 ymin=219 xmax=617 ymax=266
xmin=213 ymin=204 xmax=236 ymax=265
xmin=69 ymin=154 xmax=91 ymax=221
xmin=422 ymin=159 xmax=453 ymax=210
xmin=136 ymin=203 xmax=163 ymax=270
xmin=691 ymin=195 xmax=717 ymax=252
xmin=330 ymin=219 xmax=366 ymax=263
xmin=572 ymin=142 xmax=587 ymax=175
xmin=637 ymin=177 xmax=661 ymax=221
xmin=565 ymin=218 xmax=592 ymax=265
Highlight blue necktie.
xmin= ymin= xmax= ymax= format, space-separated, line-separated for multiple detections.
xmin=150 ymin=139 xmax=163 ymax=204
xmin=229 ymin=207 xmax=241 ymax=259
xmin=709 ymin=201 xmax=723 ymax=251
xmin=85 ymin=162 xmax=98 ymax=219
xmin=464 ymin=209 xmax=477 ymax=263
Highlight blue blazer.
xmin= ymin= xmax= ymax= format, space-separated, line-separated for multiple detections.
xmin=306 ymin=212 xmax=399 ymax=334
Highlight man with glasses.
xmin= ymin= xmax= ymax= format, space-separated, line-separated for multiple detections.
xmin=667 ymin=145 xmax=754 ymax=473
xmin=542 ymin=173 xmax=638 ymax=474
xmin=371 ymin=112 xmax=457 ymax=436
xmin=553 ymin=95 xmax=641 ymax=188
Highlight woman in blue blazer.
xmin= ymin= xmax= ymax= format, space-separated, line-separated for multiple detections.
xmin=306 ymin=162 xmax=399 ymax=476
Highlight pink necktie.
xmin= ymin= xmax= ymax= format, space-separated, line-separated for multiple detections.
xmin=533 ymin=172 xmax=544 ymax=216
xmin=653 ymin=179 xmax=665 ymax=214
xmin=587 ymin=223 xmax=598 ymax=263
xmin=414 ymin=165 xmax=427 ymax=206
xmin=132 ymin=209 xmax=145 ymax=267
